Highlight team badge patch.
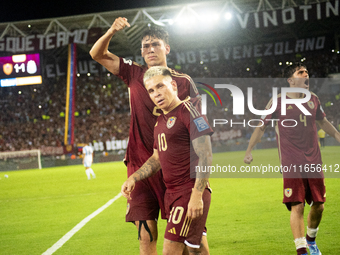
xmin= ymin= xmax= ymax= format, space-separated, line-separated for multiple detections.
xmin=194 ymin=117 xmax=209 ymax=132
xmin=167 ymin=117 xmax=177 ymax=129
xmin=126 ymin=203 xmax=130 ymax=215
xmin=284 ymin=188 xmax=292 ymax=198
xmin=308 ymin=101 xmax=315 ymax=109
xmin=3 ymin=63 xmax=13 ymax=76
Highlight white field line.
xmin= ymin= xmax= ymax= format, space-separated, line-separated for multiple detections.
xmin=42 ymin=192 xmax=122 ymax=255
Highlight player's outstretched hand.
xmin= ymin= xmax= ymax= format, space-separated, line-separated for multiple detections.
xmin=187 ymin=190 xmax=204 ymax=220
xmin=109 ymin=17 xmax=131 ymax=34
xmin=121 ymin=178 xmax=135 ymax=200
xmin=244 ymin=151 xmax=253 ymax=164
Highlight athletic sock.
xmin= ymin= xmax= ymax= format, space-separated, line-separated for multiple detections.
xmin=85 ymin=169 xmax=91 ymax=180
xmin=89 ymin=168 xmax=96 ymax=178
xmin=294 ymin=237 xmax=307 ymax=255
xmin=306 ymin=227 xmax=318 ymax=242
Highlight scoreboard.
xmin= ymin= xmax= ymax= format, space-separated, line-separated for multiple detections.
xmin=0 ymin=53 xmax=42 ymax=87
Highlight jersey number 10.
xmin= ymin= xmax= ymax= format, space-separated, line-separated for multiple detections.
xmin=158 ymin=133 xmax=168 ymax=152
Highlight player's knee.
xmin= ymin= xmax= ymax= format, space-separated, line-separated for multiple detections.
xmin=312 ymin=202 xmax=324 ymax=215
xmin=163 ymin=239 xmax=185 ymax=255
xmin=139 ymin=230 xmax=158 ymax=243
xmin=139 ymin=237 xmax=157 ymax=252
xmin=187 ymin=246 xmax=210 ymax=255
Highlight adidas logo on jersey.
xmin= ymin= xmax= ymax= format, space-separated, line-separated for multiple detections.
xmin=168 ymin=227 xmax=176 ymax=234
xmin=287 ymin=105 xmax=293 ymax=110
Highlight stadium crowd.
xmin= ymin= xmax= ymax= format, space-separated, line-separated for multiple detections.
xmin=0 ymin=49 xmax=339 ymax=153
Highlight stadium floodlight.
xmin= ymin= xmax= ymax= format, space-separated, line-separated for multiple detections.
xmin=199 ymin=13 xmax=219 ymax=29
xmin=224 ymin=12 xmax=233 ymax=20
xmin=176 ymin=15 xmax=196 ymax=27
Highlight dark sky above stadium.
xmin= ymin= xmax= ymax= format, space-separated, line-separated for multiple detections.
xmin=2 ymin=0 xmax=209 ymax=23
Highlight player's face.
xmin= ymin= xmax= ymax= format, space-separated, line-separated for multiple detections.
xmin=289 ymin=67 xmax=309 ymax=90
xmin=145 ymin=75 xmax=178 ymax=112
xmin=141 ymin=36 xmax=170 ymax=68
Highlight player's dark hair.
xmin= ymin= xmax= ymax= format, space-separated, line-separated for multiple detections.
xmin=141 ymin=26 xmax=169 ymax=45
xmin=283 ymin=62 xmax=307 ymax=78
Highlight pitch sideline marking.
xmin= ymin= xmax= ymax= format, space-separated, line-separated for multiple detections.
xmin=42 ymin=192 xmax=122 ymax=255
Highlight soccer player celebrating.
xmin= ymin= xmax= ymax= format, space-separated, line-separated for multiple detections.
xmin=121 ymin=66 xmax=213 ymax=255
xmin=90 ymin=18 xmax=203 ymax=254
xmin=244 ymin=62 xmax=340 ymax=255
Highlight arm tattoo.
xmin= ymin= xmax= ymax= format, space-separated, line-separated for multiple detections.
xmin=192 ymin=135 xmax=212 ymax=193
xmin=132 ymin=156 xmax=161 ymax=182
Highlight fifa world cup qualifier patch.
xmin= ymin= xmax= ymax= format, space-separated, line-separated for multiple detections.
xmin=285 ymin=188 xmax=293 ymax=198
xmin=194 ymin=117 xmax=209 ymax=132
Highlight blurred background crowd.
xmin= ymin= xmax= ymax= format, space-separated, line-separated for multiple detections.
xmin=0 ymin=49 xmax=339 ymax=153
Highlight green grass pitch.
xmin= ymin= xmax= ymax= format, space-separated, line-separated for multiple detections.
xmin=0 ymin=147 xmax=339 ymax=254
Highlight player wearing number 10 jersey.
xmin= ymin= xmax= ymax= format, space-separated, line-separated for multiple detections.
xmin=121 ymin=66 xmax=213 ymax=254
xmin=90 ymin=18 xmax=202 ymax=254
xmin=153 ymin=98 xmax=213 ymax=250
xmin=244 ymin=62 xmax=340 ymax=255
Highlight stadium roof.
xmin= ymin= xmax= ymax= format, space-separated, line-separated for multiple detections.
xmin=0 ymin=0 xmax=339 ymax=57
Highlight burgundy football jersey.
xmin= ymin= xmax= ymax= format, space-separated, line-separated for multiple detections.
xmin=117 ymin=58 xmax=199 ymax=169
xmin=262 ymin=92 xmax=326 ymax=167
xmin=153 ymin=100 xmax=213 ymax=193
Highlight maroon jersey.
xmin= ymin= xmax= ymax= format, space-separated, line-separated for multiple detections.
xmin=262 ymin=92 xmax=326 ymax=167
xmin=153 ymin=99 xmax=213 ymax=193
xmin=117 ymin=58 xmax=199 ymax=171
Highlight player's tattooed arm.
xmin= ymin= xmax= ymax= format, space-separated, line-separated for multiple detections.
xmin=132 ymin=151 xmax=161 ymax=182
xmin=121 ymin=149 xmax=161 ymax=199
xmin=192 ymin=135 xmax=212 ymax=193
xmin=188 ymin=135 xmax=212 ymax=219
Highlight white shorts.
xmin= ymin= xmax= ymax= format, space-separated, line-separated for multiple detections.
xmin=83 ymin=158 xmax=92 ymax=167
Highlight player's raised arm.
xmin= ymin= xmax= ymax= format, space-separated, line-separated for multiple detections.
xmin=89 ymin=17 xmax=130 ymax=75
xmin=244 ymin=123 xmax=267 ymax=164
xmin=316 ymin=117 xmax=340 ymax=143
xmin=187 ymin=135 xmax=212 ymax=220
xmin=121 ymin=149 xmax=161 ymax=199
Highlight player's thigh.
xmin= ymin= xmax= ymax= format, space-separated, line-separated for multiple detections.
xmin=135 ymin=220 xmax=158 ymax=242
xmin=163 ymin=238 xmax=185 ymax=255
